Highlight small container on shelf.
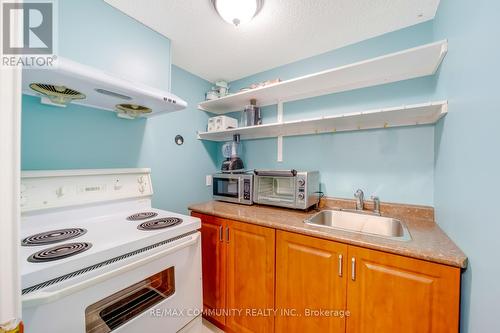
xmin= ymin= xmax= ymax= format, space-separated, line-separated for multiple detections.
xmin=205 ymin=87 xmax=219 ymax=101
xmin=240 ymin=99 xmax=262 ymax=127
xmin=215 ymin=80 xmax=230 ymax=97
xmin=207 ymin=115 xmax=238 ymax=132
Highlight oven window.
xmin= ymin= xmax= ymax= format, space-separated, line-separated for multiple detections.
xmin=213 ymin=178 xmax=239 ymax=198
xmin=85 ymin=267 xmax=175 ymax=333
xmin=256 ymin=176 xmax=295 ymax=203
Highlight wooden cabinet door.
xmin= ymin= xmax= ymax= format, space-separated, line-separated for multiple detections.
xmin=226 ymin=220 xmax=275 ymax=333
xmin=193 ymin=213 xmax=226 ymax=327
xmin=346 ymin=246 xmax=460 ymax=333
xmin=276 ymin=231 xmax=348 ymax=333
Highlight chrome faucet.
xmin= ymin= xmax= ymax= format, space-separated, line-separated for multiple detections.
xmin=354 ymin=189 xmax=364 ymax=210
xmin=371 ymin=196 xmax=381 ymax=216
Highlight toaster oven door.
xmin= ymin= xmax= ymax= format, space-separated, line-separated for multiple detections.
xmin=254 ymin=176 xmax=296 ymax=207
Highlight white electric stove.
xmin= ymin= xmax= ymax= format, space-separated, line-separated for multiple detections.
xmin=20 ymin=169 xmax=202 ymax=333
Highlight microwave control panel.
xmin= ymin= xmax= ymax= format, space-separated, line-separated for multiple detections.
xmin=243 ymin=178 xmax=252 ymax=200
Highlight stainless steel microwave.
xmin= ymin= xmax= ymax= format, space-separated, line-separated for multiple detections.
xmin=253 ymin=170 xmax=319 ymax=210
xmin=212 ymin=173 xmax=253 ymax=205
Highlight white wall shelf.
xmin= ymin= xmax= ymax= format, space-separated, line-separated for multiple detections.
xmin=197 ymin=101 xmax=448 ymax=142
xmin=198 ymin=40 xmax=448 ymax=114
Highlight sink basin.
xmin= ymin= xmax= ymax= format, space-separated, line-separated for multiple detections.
xmin=304 ymin=210 xmax=411 ymax=241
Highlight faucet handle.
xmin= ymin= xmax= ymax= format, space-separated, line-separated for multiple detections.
xmin=354 ymin=189 xmax=364 ymax=210
xmin=371 ymin=196 xmax=381 ymax=215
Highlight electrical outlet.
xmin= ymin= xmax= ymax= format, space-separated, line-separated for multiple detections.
xmin=206 ymin=175 xmax=212 ymax=186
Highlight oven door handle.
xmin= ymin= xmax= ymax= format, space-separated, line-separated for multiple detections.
xmin=22 ymin=233 xmax=200 ymax=308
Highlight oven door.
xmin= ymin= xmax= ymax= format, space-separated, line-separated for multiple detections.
xmin=254 ymin=176 xmax=297 ymax=207
xmin=212 ymin=174 xmax=252 ymax=205
xmin=22 ymin=232 xmax=202 ymax=333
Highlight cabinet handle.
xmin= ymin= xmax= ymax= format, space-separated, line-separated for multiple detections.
xmin=225 ymin=227 xmax=230 ymax=243
xmin=351 ymin=257 xmax=356 ymax=281
xmin=219 ymin=226 xmax=223 ymax=242
xmin=338 ymin=254 xmax=343 ymax=277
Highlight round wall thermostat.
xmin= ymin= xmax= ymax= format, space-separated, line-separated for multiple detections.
xmin=175 ymin=135 xmax=184 ymax=145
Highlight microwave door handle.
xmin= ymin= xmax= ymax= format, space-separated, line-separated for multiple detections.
xmin=22 ymin=233 xmax=200 ymax=308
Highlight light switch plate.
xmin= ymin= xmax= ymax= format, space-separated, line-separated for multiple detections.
xmin=206 ymin=175 xmax=212 ymax=186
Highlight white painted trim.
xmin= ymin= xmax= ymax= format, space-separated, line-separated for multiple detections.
xmin=21 ymin=168 xmax=151 ymax=179
xmin=0 ymin=0 xmax=22 ymax=327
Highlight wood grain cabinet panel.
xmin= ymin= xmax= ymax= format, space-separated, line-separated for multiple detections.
xmin=276 ymin=231 xmax=348 ymax=333
xmin=346 ymin=246 xmax=460 ymax=333
xmin=192 ymin=213 xmax=226 ymax=327
xmin=225 ymin=220 xmax=275 ymax=333
xmin=193 ymin=213 xmax=461 ymax=333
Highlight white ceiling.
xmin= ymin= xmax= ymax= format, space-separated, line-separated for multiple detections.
xmin=104 ymin=0 xmax=440 ymax=83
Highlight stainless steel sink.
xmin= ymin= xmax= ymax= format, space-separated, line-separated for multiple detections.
xmin=304 ymin=210 xmax=411 ymax=241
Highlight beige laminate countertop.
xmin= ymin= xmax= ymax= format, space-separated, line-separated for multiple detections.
xmin=188 ymin=201 xmax=467 ymax=269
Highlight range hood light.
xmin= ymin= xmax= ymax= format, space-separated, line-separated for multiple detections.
xmin=29 ymin=83 xmax=86 ymax=107
xmin=115 ymin=103 xmax=152 ymax=120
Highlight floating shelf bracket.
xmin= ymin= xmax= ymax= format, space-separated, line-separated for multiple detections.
xmin=277 ymin=101 xmax=284 ymax=162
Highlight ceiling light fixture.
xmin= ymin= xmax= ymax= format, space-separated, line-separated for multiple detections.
xmin=212 ymin=0 xmax=264 ymax=27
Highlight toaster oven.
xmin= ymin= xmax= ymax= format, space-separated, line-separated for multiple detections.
xmin=253 ymin=170 xmax=319 ymax=210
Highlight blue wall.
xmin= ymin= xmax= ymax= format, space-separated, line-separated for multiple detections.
xmin=433 ymin=0 xmax=500 ymax=331
xmin=58 ymin=0 xmax=171 ymax=90
xmin=22 ymin=94 xmax=146 ymax=169
xmin=138 ymin=66 xmax=218 ymax=213
xmin=21 ymin=0 xmax=218 ymax=213
xmin=227 ymin=22 xmax=437 ymax=206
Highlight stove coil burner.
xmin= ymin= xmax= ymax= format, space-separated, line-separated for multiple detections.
xmin=137 ymin=217 xmax=183 ymax=231
xmin=28 ymin=242 xmax=92 ymax=263
xmin=22 ymin=228 xmax=87 ymax=246
xmin=126 ymin=212 xmax=158 ymax=221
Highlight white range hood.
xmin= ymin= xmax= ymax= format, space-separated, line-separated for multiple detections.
xmin=22 ymin=57 xmax=187 ymax=119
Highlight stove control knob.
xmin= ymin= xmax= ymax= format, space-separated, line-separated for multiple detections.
xmin=138 ymin=184 xmax=145 ymax=193
xmin=55 ymin=187 xmax=65 ymax=198
xmin=298 ymin=193 xmax=305 ymax=200
xmin=138 ymin=176 xmax=144 ymax=184
xmin=298 ymin=179 xmax=305 ymax=187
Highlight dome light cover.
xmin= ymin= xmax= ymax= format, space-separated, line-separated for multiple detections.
xmin=212 ymin=0 xmax=264 ymax=27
